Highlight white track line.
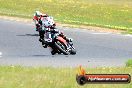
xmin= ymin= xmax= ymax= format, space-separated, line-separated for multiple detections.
xmin=0 ymin=52 xmax=2 ymax=57
xmin=91 ymin=32 xmax=111 ymax=35
xmin=124 ymin=34 xmax=132 ymax=37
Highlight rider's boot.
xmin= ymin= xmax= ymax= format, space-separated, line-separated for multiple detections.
xmin=39 ymin=38 xmax=43 ymax=42
xmin=42 ymin=42 xmax=48 ymax=48
xmin=39 ymin=38 xmax=47 ymax=48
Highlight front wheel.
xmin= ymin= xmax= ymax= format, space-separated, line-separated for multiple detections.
xmin=70 ymin=48 xmax=76 ymax=55
xmin=54 ymin=41 xmax=69 ymax=55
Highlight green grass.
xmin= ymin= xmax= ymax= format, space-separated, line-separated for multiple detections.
xmin=126 ymin=59 xmax=132 ymax=67
xmin=0 ymin=0 xmax=132 ymax=31
xmin=0 ymin=66 xmax=132 ymax=88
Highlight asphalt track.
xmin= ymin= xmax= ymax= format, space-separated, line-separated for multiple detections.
xmin=0 ymin=19 xmax=132 ymax=67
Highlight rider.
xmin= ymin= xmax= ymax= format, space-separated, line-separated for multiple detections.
xmin=33 ymin=11 xmax=72 ymax=48
xmin=33 ymin=11 xmax=48 ymax=47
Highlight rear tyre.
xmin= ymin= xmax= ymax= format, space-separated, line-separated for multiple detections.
xmin=51 ymin=50 xmax=56 ymax=55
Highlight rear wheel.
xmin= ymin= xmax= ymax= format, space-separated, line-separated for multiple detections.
xmin=54 ymin=41 xmax=69 ymax=55
xmin=51 ymin=50 xmax=56 ymax=55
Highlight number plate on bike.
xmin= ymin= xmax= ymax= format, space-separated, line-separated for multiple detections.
xmin=44 ymin=32 xmax=52 ymax=42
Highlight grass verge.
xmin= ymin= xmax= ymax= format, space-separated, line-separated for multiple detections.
xmin=126 ymin=59 xmax=132 ymax=67
xmin=0 ymin=0 xmax=132 ymax=31
xmin=0 ymin=65 xmax=132 ymax=88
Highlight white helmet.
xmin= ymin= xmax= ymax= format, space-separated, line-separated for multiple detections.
xmin=34 ymin=11 xmax=42 ymax=17
xmin=42 ymin=16 xmax=55 ymax=28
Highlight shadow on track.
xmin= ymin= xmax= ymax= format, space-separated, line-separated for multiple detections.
xmin=16 ymin=34 xmax=39 ymax=36
xmin=32 ymin=54 xmax=70 ymax=57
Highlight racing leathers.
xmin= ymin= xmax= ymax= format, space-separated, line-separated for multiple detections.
xmin=33 ymin=14 xmax=48 ymax=47
xmin=33 ymin=16 xmax=72 ymax=48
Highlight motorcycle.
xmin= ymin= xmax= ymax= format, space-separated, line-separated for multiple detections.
xmin=35 ymin=16 xmax=76 ymax=55
xmin=42 ymin=28 xmax=76 ymax=55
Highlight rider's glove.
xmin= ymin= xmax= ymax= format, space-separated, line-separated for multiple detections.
xmin=68 ymin=38 xmax=73 ymax=42
xmin=53 ymin=28 xmax=59 ymax=33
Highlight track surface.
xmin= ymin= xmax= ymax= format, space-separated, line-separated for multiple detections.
xmin=0 ymin=19 xmax=132 ymax=67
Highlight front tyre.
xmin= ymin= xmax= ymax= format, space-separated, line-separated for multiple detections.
xmin=70 ymin=48 xmax=76 ymax=55
xmin=54 ymin=41 xmax=69 ymax=55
